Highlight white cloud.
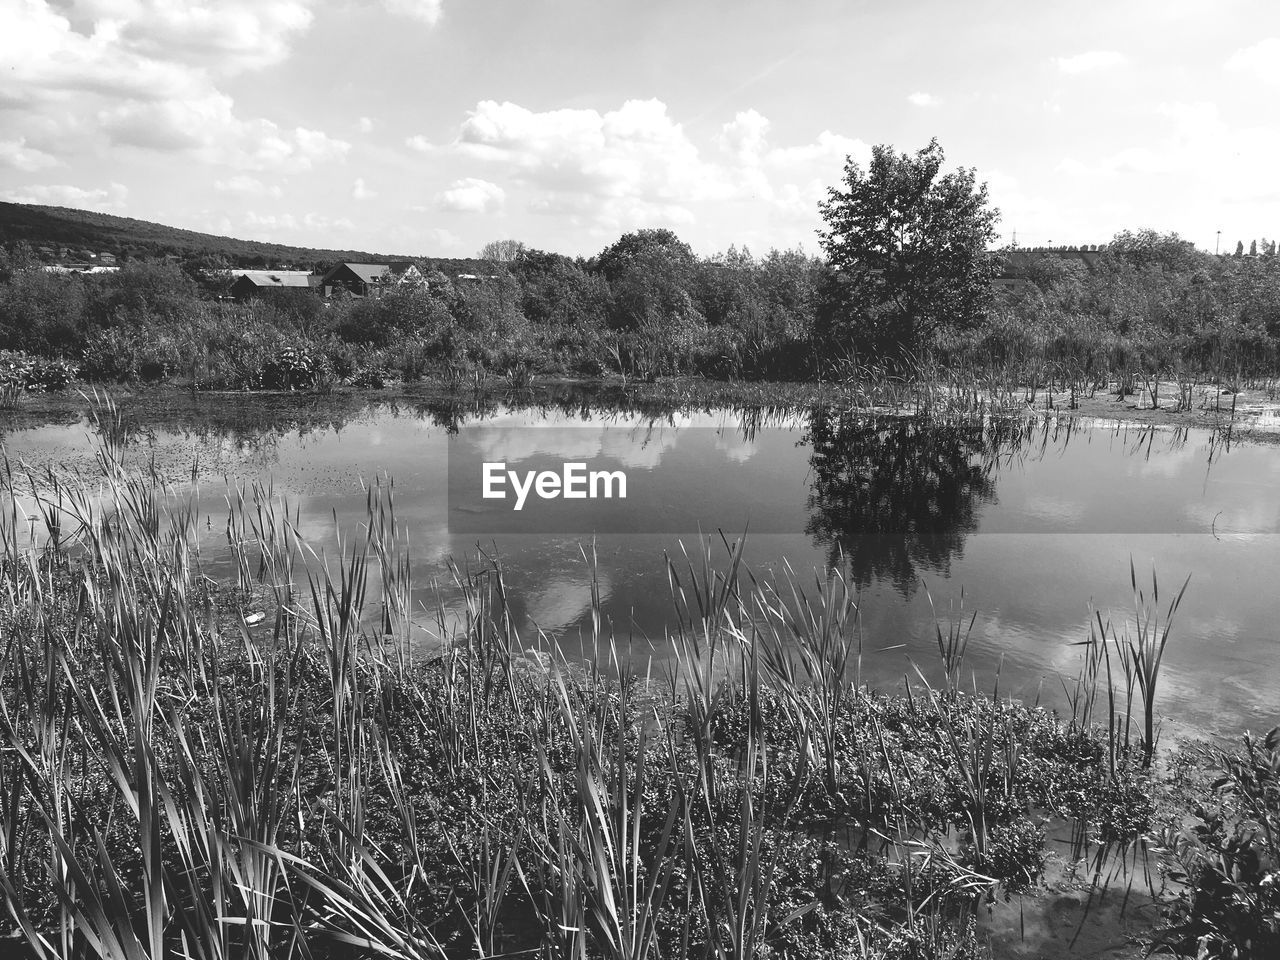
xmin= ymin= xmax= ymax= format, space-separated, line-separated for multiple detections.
xmin=243 ymin=210 xmax=355 ymax=237
xmin=719 ymin=109 xmax=770 ymax=164
xmin=0 ymin=138 xmax=60 ymax=172
xmin=1056 ymin=100 xmax=1261 ymax=180
xmin=352 ymin=177 xmax=376 ymax=199
xmin=214 ymin=175 xmax=283 ymax=197
xmin=1050 ymin=98 xmax=1280 ymax=246
xmin=96 ymin=93 xmax=350 ymax=169
xmin=907 ymin=91 xmax=940 ymax=107
xmin=111 ymin=0 xmax=314 ymax=72
xmin=1054 ymin=50 xmax=1127 ymax=74
xmin=406 ymin=135 xmax=435 ymax=153
xmin=383 ymin=0 xmax=443 ymax=26
xmin=436 ymin=178 xmax=505 ymax=213
xmin=2 ymin=1 xmax=315 ymax=98
xmin=2 ymin=181 xmax=128 ymax=211
xmin=358 ymin=116 xmax=376 ymax=133
xmin=1225 ymin=38 xmax=1280 ymax=85
xmin=429 ymin=227 xmax=463 ymax=249
xmin=445 ymin=98 xmax=871 ymax=243
xmin=0 ymin=1 xmax=348 ymax=175
xmin=455 ymin=99 xmax=725 ymax=230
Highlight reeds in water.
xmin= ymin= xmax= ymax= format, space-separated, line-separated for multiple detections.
xmin=0 ymin=432 xmax=1172 ymax=959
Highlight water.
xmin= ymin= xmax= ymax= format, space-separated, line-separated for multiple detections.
xmin=3 ymin=395 xmax=1278 ymax=740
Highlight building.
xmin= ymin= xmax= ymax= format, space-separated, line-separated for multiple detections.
xmin=229 ymin=270 xmax=319 ymax=301
xmin=320 ymin=262 xmax=426 ymax=297
xmin=42 ymin=263 xmax=120 ymax=275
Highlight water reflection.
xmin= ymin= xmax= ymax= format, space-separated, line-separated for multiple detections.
xmin=4 ymin=393 xmax=1279 ymax=737
xmin=803 ymin=412 xmax=1000 ymax=590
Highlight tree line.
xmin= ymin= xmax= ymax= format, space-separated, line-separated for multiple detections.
xmin=1 ymin=139 xmax=1279 ymax=391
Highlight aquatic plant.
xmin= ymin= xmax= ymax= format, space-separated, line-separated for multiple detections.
xmin=0 ymin=432 xmax=1174 ymax=959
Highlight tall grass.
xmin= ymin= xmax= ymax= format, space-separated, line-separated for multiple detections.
xmin=0 ymin=431 xmax=1174 ymax=958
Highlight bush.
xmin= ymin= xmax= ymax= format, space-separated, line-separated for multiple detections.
xmin=80 ymin=326 xmax=177 ymax=383
xmin=29 ymin=357 xmax=79 ymax=390
xmin=1158 ymin=728 xmax=1280 ymax=958
xmin=0 ymin=350 xmax=36 ymax=388
xmin=261 ymin=343 xmax=320 ymax=390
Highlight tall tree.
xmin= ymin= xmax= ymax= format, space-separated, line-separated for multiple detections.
xmin=477 ymin=239 xmax=526 ymax=262
xmin=817 ymin=138 xmax=1000 ymax=357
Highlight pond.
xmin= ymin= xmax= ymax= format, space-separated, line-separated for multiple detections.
xmin=3 ymin=393 xmax=1278 ymax=741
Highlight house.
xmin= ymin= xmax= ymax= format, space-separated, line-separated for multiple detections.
xmin=320 ymin=262 xmax=426 ymax=297
xmin=99 ymin=252 xmax=117 ymax=265
xmin=42 ymin=263 xmax=120 ymax=275
xmin=229 ymin=270 xmax=319 ymax=301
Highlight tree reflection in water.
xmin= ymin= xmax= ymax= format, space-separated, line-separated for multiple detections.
xmin=803 ymin=411 xmax=1044 ymax=594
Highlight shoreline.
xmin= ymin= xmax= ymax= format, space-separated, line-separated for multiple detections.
xmin=3 ymin=376 xmax=1279 ymax=439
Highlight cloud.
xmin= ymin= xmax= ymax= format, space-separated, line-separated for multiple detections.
xmin=93 ymin=88 xmax=349 ymax=169
xmin=1057 ymin=100 xmax=1263 ymax=180
xmin=111 ymin=1 xmax=314 ymax=72
xmin=1053 ymin=50 xmax=1127 ymax=74
xmin=443 ymin=98 xmax=871 ymax=244
xmin=1225 ymin=38 xmax=1280 ymax=85
xmin=0 ymin=138 xmax=60 ymax=172
xmin=457 ymin=99 xmax=711 ymax=202
xmin=214 ymin=174 xmax=283 ymax=197
xmin=719 ymin=109 xmax=770 ymax=164
xmin=1050 ymin=98 xmax=1280 ymax=245
xmin=3 ymin=1 xmax=315 ymax=97
xmin=0 ymin=1 xmax=348 ymax=175
xmin=453 ymin=99 xmax=725 ymax=230
xmin=436 ymin=178 xmax=505 ymax=213
xmin=907 ymin=92 xmax=940 ymax=107
xmin=428 ymin=227 xmax=464 ymax=249
xmin=406 ymin=135 xmax=435 ymax=153
xmin=1 ymin=181 xmax=128 ymax=211
xmin=383 ymin=0 xmax=443 ymax=25
xmin=352 ymin=177 xmax=376 ymax=199
xmin=243 ymin=210 xmax=355 ymax=238
xmin=358 ymin=116 xmax=376 ymax=133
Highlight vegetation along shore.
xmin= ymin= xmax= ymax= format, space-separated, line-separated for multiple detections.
xmin=3 ymin=142 xmax=1280 ymax=408
xmin=0 ymin=399 xmax=1275 ymax=958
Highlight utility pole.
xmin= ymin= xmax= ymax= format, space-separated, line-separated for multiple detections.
xmin=1216 ymin=230 xmax=1221 ymax=255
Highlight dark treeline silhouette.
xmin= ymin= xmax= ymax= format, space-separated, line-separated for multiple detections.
xmin=1 ymin=225 xmax=1279 ymax=392
xmin=803 ymin=412 xmax=1001 ymax=590
xmin=802 ymin=413 xmax=1102 ymax=592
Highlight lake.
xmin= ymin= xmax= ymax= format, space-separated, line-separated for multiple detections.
xmin=3 ymin=394 xmax=1277 ymax=741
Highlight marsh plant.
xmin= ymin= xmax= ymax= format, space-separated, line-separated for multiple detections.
xmin=0 ymin=421 xmax=1212 ymax=959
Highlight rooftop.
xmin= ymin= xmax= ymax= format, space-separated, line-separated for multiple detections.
xmin=233 ymin=270 xmax=315 ymax=288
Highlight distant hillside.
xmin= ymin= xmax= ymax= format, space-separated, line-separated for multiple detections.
xmin=0 ymin=202 xmax=486 ymax=272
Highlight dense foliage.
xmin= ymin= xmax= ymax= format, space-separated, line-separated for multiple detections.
xmin=818 ymin=139 xmax=1000 ymax=357
xmin=3 ymin=184 xmax=1280 ymax=393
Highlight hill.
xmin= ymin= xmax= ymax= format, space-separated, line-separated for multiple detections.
xmin=0 ymin=201 xmax=454 ymax=269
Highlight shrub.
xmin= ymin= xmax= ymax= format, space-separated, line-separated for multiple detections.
xmin=261 ymin=343 xmax=320 ymax=390
xmin=1158 ymin=728 xmax=1280 ymax=958
xmin=0 ymin=350 xmax=36 ymax=388
xmin=29 ymin=357 xmax=79 ymax=390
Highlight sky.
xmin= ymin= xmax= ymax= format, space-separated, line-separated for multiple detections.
xmin=1 ymin=0 xmax=1278 ymax=258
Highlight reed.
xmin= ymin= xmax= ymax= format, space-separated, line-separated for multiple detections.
xmin=0 ymin=435 xmax=1173 ymax=959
